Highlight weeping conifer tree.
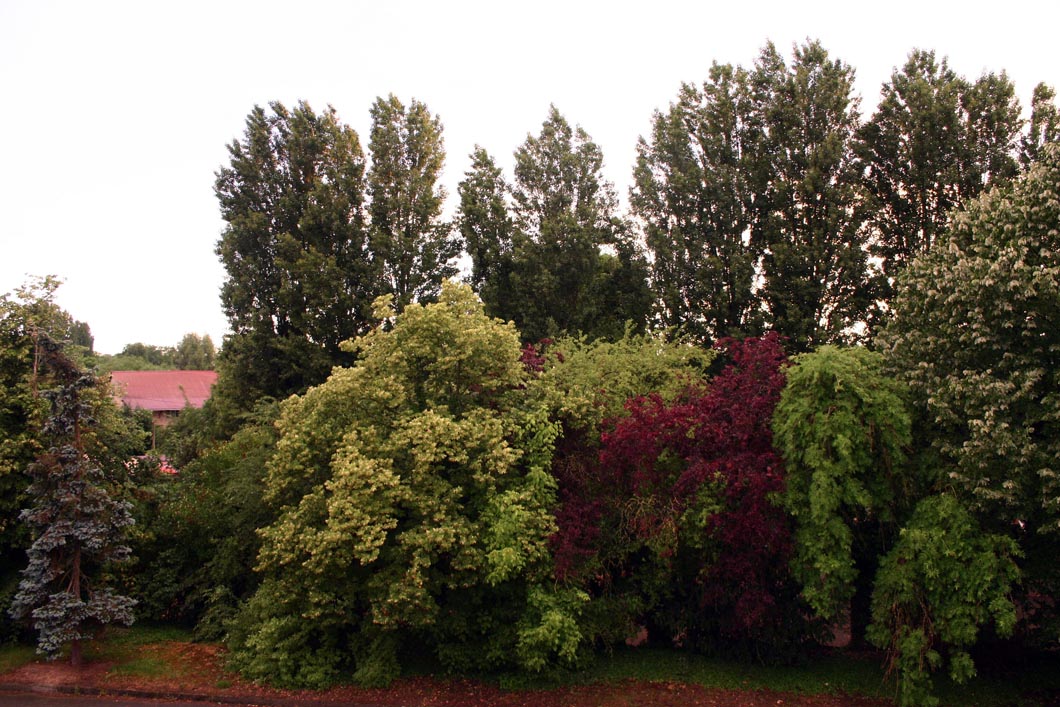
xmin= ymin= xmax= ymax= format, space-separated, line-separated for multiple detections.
xmin=9 ymin=334 xmax=135 ymax=666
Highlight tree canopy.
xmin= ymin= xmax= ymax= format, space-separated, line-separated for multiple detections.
xmin=8 ymin=334 xmax=139 ymax=665
xmin=859 ymin=49 xmax=1024 ymax=286
xmin=229 ymin=282 xmax=584 ymax=687
xmin=20 ymin=40 xmax=1058 ymax=707
xmin=367 ymin=94 xmax=459 ymax=312
xmin=459 ymin=107 xmax=652 ymax=342
xmin=631 ymin=63 xmax=765 ymax=344
xmin=878 ymin=143 xmax=1060 ymax=535
xmin=214 ymin=101 xmax=374 ymax=409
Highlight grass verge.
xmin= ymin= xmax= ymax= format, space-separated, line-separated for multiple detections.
xmin=3 ymin=627 xmax=1059 ymax=706
xmin=494 ymin=645 xmax=1060 ymax=707
xmin=0 ymin=643 xmax=35 ymax=674
xmin=83 ymin=624 xmax=195 ymax=680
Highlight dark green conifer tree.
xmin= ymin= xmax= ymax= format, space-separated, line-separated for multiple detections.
xmin=9 ymin=338 xmax=135 ymax=666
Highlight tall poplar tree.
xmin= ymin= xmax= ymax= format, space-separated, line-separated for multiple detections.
xmin=632 ymin=63 xmax=765 ymax=344
xmin=755 ymin=41 xmax=877 ymax=351
xmin=367 ymin=95 xmax=459 ymax=312
xmin=465 ymin=106 xmax=650 ymax=342
xmin=457 ymin=147 xmax=517 ymax=323
xmin=215 ymin=101 xmax=373 ymax=410
xmin=1020 ymin=82 xmax=1060 ymax=169
xmin=859 ymin=50 xmax=1024 ymax=285
xmin=962 ymin=70 xmax=1022 ymax=186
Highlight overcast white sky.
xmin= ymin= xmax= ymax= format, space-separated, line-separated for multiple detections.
xmin=2 ymin=0 xmax=1057 ymax=353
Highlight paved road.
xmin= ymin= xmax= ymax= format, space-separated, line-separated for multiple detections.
xmin=0 ymin=691 xmax=264 ymax=706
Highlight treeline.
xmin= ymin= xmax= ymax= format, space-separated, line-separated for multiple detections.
xmin=1 ymin=40 xmax=1059 ymax=707
xmin=210 ymin=41 xmax=1058 ymax=425
xmin=137 ymin=142 xmax=1059 ymax=707
xmin=90 ymin=334 xmax=217 ymax=372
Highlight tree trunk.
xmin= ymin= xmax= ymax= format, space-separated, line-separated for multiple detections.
xmin=70 ymin=530 xmax=82 ymax=668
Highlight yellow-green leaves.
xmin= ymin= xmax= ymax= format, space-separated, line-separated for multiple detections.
xmin=232 ymin=282 xmax=572 ymax=685
xmin=531 ymin=332 xmax=711 ymax=437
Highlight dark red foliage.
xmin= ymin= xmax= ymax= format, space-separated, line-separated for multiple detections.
xmin=551 ymin=334 xmax=807 ymax=654
xmin=520 ymin=338 xmax=559 ymax=374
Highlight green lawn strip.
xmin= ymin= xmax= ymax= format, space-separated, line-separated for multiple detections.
xmin=565 ymin=647 xmax=892 ymax=698
xmin=107 ymin=654 xmax=179 ymax=679
xmin=0 ymin=644 xmax=36 ymax=674
xmin=491 ymin=646 xmax=1060 ymax=707
xmin=931 ymin=650 xmax=1060 ymax=707
xmin=6 ymin=627 xmax=1059 ymax=706
xmin=86 ymin=624 xmax=196 ymax=680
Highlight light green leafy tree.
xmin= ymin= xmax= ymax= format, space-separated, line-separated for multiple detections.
xmin=172 ymin=333 xmax=216 ymax=370
xmin=529 ymin=333 xmax=711 ymax=440
xmin=872 ymin=143 xmax=1060 ymax=703
xmin=771 ymin=345 xmax=911 ymax=648
xmin=775 ymin=345 xmax=1023 ymax=706
xmin=229 ymin=282 xmax=584 ymax=687
xmin=774 ymin=346 xmax=912 ymax=630
xmin=878 ymin=143 xmax=1060 ymax=536
xmin=866 ymin=495 xmax=1019 ymax=707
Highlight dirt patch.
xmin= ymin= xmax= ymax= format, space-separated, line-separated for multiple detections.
xmin=0 ymin=642 xmax=894 ymax=707
xmin=1 ymin=659 xmax=113 ymax=690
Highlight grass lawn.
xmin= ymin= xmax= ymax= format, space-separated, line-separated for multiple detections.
xmin=1 ymin=626 xmax=1058 ymax=706
xmin=0 ymin=643 xmax=35 ymax=674
xmin=568 ymin=646 xmax=891 ymax=697
xmin=84 ymin=624 xmax=196 ymax=680
xmin=478 ymin=644 xmax=1060 ymax=706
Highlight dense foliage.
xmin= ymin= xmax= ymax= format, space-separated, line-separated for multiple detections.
xmin=858 ymin=49 xmax=1022 ymax=286
xmin=367 ymin=94 xmax=460 ymax=312
xmin=631 ymin=63 xmax=765 ymax=344
xmin=754 ymin=41 xmax=879 ymax=350
xmin=879 ymin=144 xmax=1060 ymax=537
xmin=876 ymin=145 xmax=1060 ymax=690
xmin=10 ymin=39 xmax=1057 ymax=707
xmin=214 ymin=101 xmax=374 ymax=412
xmin=580 ymin=334 xmax=813 ymax=659
xmin=0 ymin=278 xmax=113 ymax=640
xmin=866 ymin=494 xmax=1020 ymax=707
xmin=96 ymin=334 xmax=216 ymax=372
xmin=459 ymin=107 xmax=653 ymax=342
xmin=774 ymin=346 xmax=912 ymax=631
xmin=121 ymin=415 xmax=276 ymax=638
xmin=228 ymin=283 xmax=582 ymax=687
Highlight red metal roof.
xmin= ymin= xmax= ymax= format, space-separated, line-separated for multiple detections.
xmin=110 ymin=370 xmax=218 ymax=412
